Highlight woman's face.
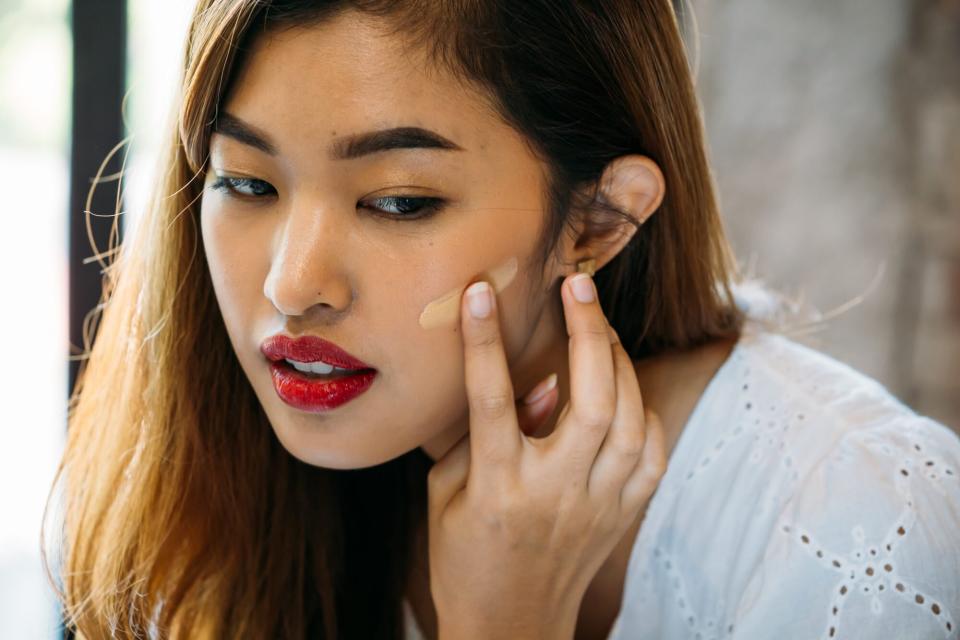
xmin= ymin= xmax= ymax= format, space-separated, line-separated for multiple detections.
xmin=200 ymin=12 xmax=570 ymax=469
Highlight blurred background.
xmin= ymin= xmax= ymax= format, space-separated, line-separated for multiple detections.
xmin=0 ymin=0 xmax=956 ymax=636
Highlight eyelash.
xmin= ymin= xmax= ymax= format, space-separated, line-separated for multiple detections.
xmin=208 ymin=176 xmax=445 ymax=220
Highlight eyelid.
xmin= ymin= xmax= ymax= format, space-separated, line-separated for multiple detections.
xmin=210 ymin=171 xmax=269 ymax=183
xmin=209 ymin=175 xmax=276 ymax=198
xmin=209 ymin=174 xmax=446 ymax=220
xmin=360 ymin=195 xmax=446 ymax=220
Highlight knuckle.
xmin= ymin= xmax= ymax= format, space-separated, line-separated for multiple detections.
xmin=575 ymin=404 xmax=615 ymax=433
xmin=642 ymin=454 xmax=668 ymax=482
xmin=470 ymin=327 xmax=502 ymax=351
xmin=582 ymin=315 xmax=610 ymax=337
xmin=472 ymin=390 xmax=513 ymax=421
xmin=652 ymin=452 xmax=668 ymax=478
xmin=570 ymin=324 xmax=610 ymax=347
xmin=615 ymin=430 xmax=646 ymax=458
xmin=579 ymin=414 xmax=610 ymax=434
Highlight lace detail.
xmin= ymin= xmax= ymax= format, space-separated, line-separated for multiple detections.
xmin=766 ymin=412 xmax=960 ymax=639
xmin=607 ymin=330 xmax=960 ymax=640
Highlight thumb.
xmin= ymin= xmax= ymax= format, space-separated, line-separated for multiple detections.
xmin=516 ymin=373 xmax=559 ymax=438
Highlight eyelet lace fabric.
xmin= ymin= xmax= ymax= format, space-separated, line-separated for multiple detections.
xmin=404 ymin=282 xmax=960 ymax=639
xmin=604 ymin=328 xmax=960 ymax=640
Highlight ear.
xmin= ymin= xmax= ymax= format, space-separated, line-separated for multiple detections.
xmin=552 ymin=155 xmax=665 ymax=277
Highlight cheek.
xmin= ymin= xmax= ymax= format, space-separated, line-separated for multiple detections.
xmin=494 ymin=273 xmax=542 ymax=361
xmin=376 ymin=261 xmax=537 ymax=394
xmin=200 ymin=206 xmax=271 ymax=330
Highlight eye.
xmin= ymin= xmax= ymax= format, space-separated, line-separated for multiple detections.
xmin=360 ymin=196 xmax=446 ymax=220
xmin=208 ymin=176 xmax=276 ymax=199
xmin=208 ymin=175 xmax=445 ymax=220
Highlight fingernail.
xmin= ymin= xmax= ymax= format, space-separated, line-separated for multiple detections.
xmin=467 ymin=281 xmax=493 ymax=318
xmin=524 ymin=372 xmax=558 ymax=405
xmin=570 ymin=273 xmax=596 ymax=303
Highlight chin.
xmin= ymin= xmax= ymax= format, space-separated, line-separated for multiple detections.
xmin=264 ymin=412 xmax=411 ymax=470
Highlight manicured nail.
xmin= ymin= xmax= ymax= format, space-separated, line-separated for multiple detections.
xmin=467 ymin=281 xmax=493 ymax=318
xmin=524 ymin=373 xmax=558 ymax=405
xmin=570 ymin=273 xmax=596 ymax=303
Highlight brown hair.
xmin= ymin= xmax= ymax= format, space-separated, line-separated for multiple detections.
xmin=44 ymin=1 xmax=746 ymax=637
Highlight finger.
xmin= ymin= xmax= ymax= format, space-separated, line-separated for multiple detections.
xmin=426 ymin=431 xmax=471 ymax=519
xmin=548 ymin=273 xmax=617 ymax=477
xmin=586 ymin=324 xmax=647 ymax=501
xmin=619 ymin=407 xmax=667 ymax=515
xmin=460 ymin=279 xmax=522 ymax=488
xmin=517 ymin=374 xmax=559 ymax=438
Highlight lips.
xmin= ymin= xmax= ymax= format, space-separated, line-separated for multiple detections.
xmin=260 ymin=334 xmax=374 ymax=370
xmin=260 ymin=334 xmax=377 ymax=412
xmin=267 ymin=363 xmax=377 ymax=412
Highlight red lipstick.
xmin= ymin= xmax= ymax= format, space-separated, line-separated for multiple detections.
xmin=260 ymin=334 xmax=377 ymax=412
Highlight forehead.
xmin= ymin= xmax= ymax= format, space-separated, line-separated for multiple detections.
xmin=219 ymin=12 xmax=501 ymax=156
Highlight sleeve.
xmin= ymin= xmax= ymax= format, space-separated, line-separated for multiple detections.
xmin=729 ymin=415 xmax=960 ymax=639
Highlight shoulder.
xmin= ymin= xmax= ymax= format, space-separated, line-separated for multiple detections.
xmin=726 ymin=333 xmax=960 ymax=638
xmin=663 ymin=328 xmax=928 ymax=494
xmin=616 ymin=330 xmax=960 ymax=639
xmin=732 ymin=329 xmax=936 ymax=458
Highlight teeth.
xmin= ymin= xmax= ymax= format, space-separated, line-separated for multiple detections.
xmin=284 ymin=358 xmax=355 ymax=375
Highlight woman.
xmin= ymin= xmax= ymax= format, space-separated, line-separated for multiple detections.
xmin=44 ymin=1 xmax=960 ymax=638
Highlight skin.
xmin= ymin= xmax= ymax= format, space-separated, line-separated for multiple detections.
xmin=408 ymin=331 xmax=737 ymax=640
xmin=418 ymin=255 xmax=518 ymax=330
xmin=199 ymin=10 xmax=739 ymax=639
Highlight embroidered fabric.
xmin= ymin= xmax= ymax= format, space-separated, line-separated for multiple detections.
xmin=606 ymin=330 xmax=960 ymax=640
xmin=403 ymin=282 xmax=960 ymax=639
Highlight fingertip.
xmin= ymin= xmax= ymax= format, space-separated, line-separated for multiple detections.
xmin=642 ymin=407 xmax=665 ymax=447
xmin=523 ymin=372 xmax=558 ymax=405
xmin=560 ymin=272 xmax=581 ymax=301
xmin=517 ymin=386 xmax=559 ymax=437
xmin=568 ymin=272 xmax=597 ymax=304
xmin=644 ymin=407 xmax=662 ymax=430
xmin=464 ymin=280 xmax=494 ymax=320
xmin=642 ymin=408 xmax=668 ymax=473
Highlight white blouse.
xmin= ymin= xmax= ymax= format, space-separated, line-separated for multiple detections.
xmin=403 ymin=283 xmax=960 ymax=639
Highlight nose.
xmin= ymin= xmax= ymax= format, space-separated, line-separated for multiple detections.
xmin=263 ymin=202 xmax=353 ymax=318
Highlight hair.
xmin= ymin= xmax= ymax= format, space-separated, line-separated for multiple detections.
xmin=44 ymin=1 xmax=754 ymax=637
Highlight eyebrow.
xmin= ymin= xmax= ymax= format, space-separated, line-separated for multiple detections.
xmin=212 ymin=111 xmax=465 ymax=160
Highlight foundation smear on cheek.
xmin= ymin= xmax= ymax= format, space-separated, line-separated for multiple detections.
xmin=418 ymin=256 xmax=519 ymax=330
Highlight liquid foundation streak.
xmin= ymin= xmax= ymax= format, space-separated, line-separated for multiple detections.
xmin=418 ymin=256 xmax=519 ymax=329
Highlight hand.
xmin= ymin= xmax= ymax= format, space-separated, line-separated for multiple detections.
xmin=426 ymin=272 xmax=667 ymax=639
